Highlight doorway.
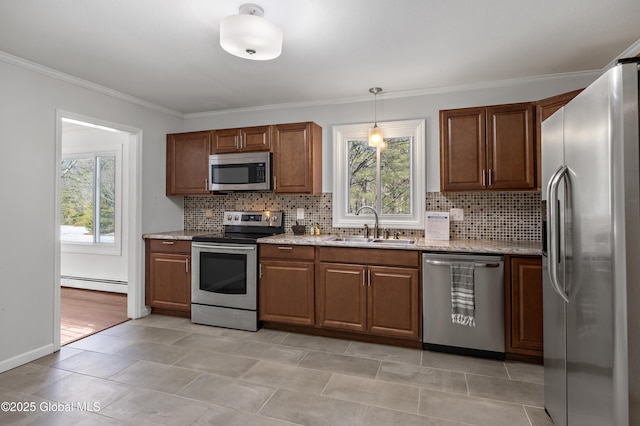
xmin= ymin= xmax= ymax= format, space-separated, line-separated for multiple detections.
xmin=54 ymin=111 xmax=144 ymax=349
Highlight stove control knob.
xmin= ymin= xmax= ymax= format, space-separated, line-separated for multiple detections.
xmin=272 ymin=215 xmax=278 ymax=221
xmin=226 ymin=215 xmax=232 ymax=221
xmin=234 ymin=215 xmax=239 ymax=221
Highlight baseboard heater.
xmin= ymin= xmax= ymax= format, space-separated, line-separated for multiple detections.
xmin=61 ymin=276 xmax=127 ymax=294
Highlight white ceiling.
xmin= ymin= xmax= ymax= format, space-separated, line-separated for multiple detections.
xmin=1 ymin=0 xmax=639 ymax=115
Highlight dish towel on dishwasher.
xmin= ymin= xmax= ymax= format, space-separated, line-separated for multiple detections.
xmin=450 ymin=262 xmax=476 ymax=327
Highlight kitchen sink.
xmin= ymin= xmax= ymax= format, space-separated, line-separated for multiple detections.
xmin=327 ymin=236 xmax=416 ymax=245
xmin=370 ymin=238 xmax=416 ymax=245
xmin=327 ymin=236 xmax=372 ymax=242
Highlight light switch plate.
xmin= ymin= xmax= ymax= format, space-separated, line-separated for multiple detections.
xmin=296 ymin=208 xmax=305 ymax=220
xmin=450 ymin=208 xmax=464 ymax=221
xmin=205 ymin=208 xmax=214 ymax=218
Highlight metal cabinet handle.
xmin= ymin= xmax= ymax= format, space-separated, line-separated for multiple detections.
xmin=482 ymin=169 xmax=486 ymax=187
xmin=423 ymin=259 xmax=500 ymax=268
xmin=362 ymin=268 xmax=366 ymax=286
xmin=161 ymin=241 xmax=175 ymax=245
xmin=273 ymin=176 xmax=277 ymax=191
xmin=185 ymin=258 xmax=189 ymax=273
xmin=277 ymin=246 xmax=293 ymax=250
xmin=205 ymin=179 xmax=208 ymax=191
xmin=367 ymin=269 xmax=371 ymax=286
xmin=488 ymin=168 xmax=493 ymax=186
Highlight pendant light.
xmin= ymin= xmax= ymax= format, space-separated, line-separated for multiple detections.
xmin=368 ymin=87 xmax=384 ymax=148
xmin=220 ymin=4 xmax=283 ymax=61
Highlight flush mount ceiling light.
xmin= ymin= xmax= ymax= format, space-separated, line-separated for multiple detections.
xmin=220 ymin=3 xmax=283 ymax=61
xmin=368 ymin=87 xmax=385 ymax=149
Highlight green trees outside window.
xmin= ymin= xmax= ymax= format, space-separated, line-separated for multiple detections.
xmin=61 ymin=154 xmax=116 ymax=243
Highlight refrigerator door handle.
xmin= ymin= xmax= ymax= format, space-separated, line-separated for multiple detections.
xmin=547 ymin=165 xmax=570 ymax=303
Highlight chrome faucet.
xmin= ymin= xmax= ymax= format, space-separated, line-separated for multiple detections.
xmin=356 ymin=205 xmax=379 ymax=238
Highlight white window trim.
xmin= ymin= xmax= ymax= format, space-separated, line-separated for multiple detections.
xmin=332 ymin=119 xmax=426 ymax=229
xmin=61 ymin=143 xmax=123 ymax=256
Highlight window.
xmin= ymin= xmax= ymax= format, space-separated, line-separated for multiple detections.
xmin=333 ymin=119 xmax=425 ymax=229
xmin=61 ymin=153 xmax=116 ymax=244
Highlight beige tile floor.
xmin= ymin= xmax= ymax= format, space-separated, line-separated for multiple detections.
xmin=0 ymin=314 xmax=553 ymax=425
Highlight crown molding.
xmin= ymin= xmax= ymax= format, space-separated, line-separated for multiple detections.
xmin=0 ymin=51 xmax=183 ymax=118
xmin=184 ymin=69 xmax=603 ymax=119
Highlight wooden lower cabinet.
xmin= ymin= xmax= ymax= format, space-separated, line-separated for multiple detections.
xmin=506 ymin=256 xmax=543 ymax=359
xmin=368 ymin=266 xmax=420 ymax=340
xmin=316 ymin=248 xmax=421 ymax=341
xmin=316 ymin=263 xmax=367 ymax=332
xmin=259 ymin=244 xmax=315 ymax=326
xmin=145 ymin=239 xmax=191 ymax=316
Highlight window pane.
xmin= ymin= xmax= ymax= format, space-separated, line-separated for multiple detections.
xmin=97 ymin=155 xmax=116 ymax=243
xmin=347 ymin=139 xmax=377 ymax=213
xmin=380 ymin=137 xmax=411 ymax=214
xmin=60 ymin=157 xmax=95 ymax=243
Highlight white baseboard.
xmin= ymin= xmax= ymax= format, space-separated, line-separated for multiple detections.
xmin=0 ymin=344 xmax=54 ymax=374
xmin=61 ymin=277 xmax=127 ymax=294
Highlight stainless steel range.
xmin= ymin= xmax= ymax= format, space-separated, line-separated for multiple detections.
xmin=191 ymin=211 xmax=284 ymax=331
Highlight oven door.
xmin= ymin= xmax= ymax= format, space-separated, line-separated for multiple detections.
xmin=191 ymin=242 xmax=257 ymax=310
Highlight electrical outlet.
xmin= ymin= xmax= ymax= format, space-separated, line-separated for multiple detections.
xmin=205 ymin=208 xmax=213 ymax=218
xmin=450 ymin=208 xmax=464 ymax=221
xmin=296 ymin=208 xmax=305 ymax=220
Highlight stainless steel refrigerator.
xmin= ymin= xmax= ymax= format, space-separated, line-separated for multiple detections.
xmin=541 ymin=58 xmax=640 ymax=426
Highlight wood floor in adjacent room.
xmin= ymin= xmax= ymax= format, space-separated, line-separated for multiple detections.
xmin=60 ymin=287 xmax=128 ymax=345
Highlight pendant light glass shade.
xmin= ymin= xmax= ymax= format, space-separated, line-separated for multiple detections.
xmin=220 ymin=4 xmax=283 ymax=61
xmin=369 ymin=125 xmax=383 ymax=147
xmin=368 ymin=87 xmax=384 ymax=148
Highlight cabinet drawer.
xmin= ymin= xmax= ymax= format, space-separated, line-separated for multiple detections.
xmin=260 ymin=244 xmax=315 ymax=261
xmin=149 ymin=239 xmax=192 ymax=254
xmin=318 ymin=247 xmax=420 ymax=268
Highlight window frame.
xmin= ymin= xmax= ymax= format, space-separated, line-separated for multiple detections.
xmin=61 ymin=144 xmax=122 ymax=255
xmin=332 ymin=119 xmax=426 ymax=229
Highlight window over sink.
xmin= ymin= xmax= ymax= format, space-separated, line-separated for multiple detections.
xmin=332 ymin=119 xmax=425 ymax=229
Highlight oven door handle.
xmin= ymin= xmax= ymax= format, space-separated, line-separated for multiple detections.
xmin=192 ymin=243 xmax=256 ymax=251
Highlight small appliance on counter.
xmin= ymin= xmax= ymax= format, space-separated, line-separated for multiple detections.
xmin=191 ymin=211 xmax=284 ymax=331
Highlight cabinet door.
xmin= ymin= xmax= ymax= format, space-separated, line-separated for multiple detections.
xmin=368 ymin=266 xmax=420 ymax=340
xmin=486 ymin=104 xmax=535 ymax=190
xmin=272 ymin=122 xmax=322 ymax=194
xmin=259 ymin=260 xmax=315 ymax=325
xmin=316 ymin=263 xmax=366 ymax=332
xmin=166 ymin=132 xmax=211 ymax=195
xmin=211 ymin=128 xmax=241 ymax=153
xmin=440 ymin=107 xmax=487 ymax=191
xmin=242 ymin=126 xmax=271 ymax=152
xmin=509 ymin=257 xmax=543 ymax=354
xmin=148 ymin=252 xmax=191 ymax=312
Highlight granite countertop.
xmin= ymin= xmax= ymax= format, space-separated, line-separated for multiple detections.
xmin=142 ymin=230 xmax=542 ymax=256
xmin=142 ymin=230 xmax=210 ymax=240
xmin=257 ymin=234 xmax=542 ymax=256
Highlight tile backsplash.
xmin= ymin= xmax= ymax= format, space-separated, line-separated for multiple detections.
xmin=184 ymin=191 xmax=541 ymax=241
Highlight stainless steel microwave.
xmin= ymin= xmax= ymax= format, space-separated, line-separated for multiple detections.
xmin=208 ymin=151 xmax=271 ymax=191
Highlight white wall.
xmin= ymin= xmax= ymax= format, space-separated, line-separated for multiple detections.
xmin=0 ymin=59 xmax=184 ymax=371
xmin=183 ymin=73 xmax=599 ymax=192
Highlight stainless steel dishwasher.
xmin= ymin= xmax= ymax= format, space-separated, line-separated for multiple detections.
xmin=422 ymin=253 xmax=505 ymax=359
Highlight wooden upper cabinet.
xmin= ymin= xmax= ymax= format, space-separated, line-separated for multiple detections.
xmin=486 ymin=103 xmax=535 ymax=190
xmin=211 ymin=125 xmax=271 ymax=153
xmin=166 ymin=131 xmax=211 ymax=196
xmin=440 ymin=107 xmax=487 ymax=191
xmin=272 ymin=122 xmax=322 ymax=194
xmin=440 ymin=102 xmax=535 ymax=191
xmin=535 ymin=89 xmax=583 ymax=189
